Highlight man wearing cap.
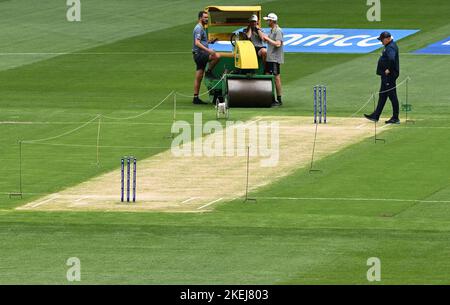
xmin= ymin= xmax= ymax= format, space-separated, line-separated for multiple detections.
xmin=364 ymin=31 xmax=401 ymax=124
xmin=192 ymin=11 xmax=221 ymax=105
xmin=244 ymin=15 xmax=267 ymax=63
xmin=262 ymin=13 xmax=284 ymax=107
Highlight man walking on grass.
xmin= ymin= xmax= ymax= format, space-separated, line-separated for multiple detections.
xmin=365 ymin=31 xmax=401 ymax=124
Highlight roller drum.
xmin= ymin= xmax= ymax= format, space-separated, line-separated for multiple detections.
xmin=227 ymin=78 xmax=273 ymax=108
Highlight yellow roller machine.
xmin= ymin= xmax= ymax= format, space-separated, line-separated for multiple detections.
xmin=203 ymin=6 xmax=275 ymax=111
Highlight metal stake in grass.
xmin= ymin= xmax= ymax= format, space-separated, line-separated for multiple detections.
xmin=244 ymin=146 xmax=256 ymax=203
xmin=9 ymin=140 xmax=23 ymax=199
xmin=403 ymin=77 xmax=415 ymax=125
xmin=323 ymin=86 xmax=327 ymax=124
xmin=309 ymin=120 xmax=322 ymax=174
xmin=96 ymin=115 xmax=101 ymax=166
xmin=373 ymin=93 xmax=386 ymax=144
xmin=165 ymin=92 xmax=177 ymax=139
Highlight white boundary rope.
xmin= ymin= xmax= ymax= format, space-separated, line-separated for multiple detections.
xmin=175 ymin=73 xmax=227 ymax=98
xmin=351 ymin=76 xmax=411 ymax=117
xmin=21 ymin=115 xmax=101 ymax=144
xmin=22 ymin=142 xmax=171 ymax=149
xmin=19 ymin=90 xmax=176 ymax=167
xmin=101 ymin=91 xmax=174 ymax=120
xmin=96 ymin=116 xmax=102 ymax=165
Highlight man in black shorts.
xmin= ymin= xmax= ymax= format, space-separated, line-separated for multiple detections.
xmin=192 ymin=11 xmax=221 ymax=105
xmin=262 ymin=13 xmax=284 ymax=107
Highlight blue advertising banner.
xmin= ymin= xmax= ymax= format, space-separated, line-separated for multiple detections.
xmin=413 ymin=37 xmax=450 ymax=55
xmin=211 ymin=28 xmax=419 ymax=54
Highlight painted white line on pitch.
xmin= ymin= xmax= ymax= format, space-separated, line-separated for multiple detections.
xmin=31 ymin=196 xmax=58 ymax=208
xmin=74 ymin=196 xmax=89 ymax=202
xmin=181 ymin=197 xmax=199 ymax=204
xmin=254 ymin=196 xmax=450 ymax=203
xmin=356 ymin=124 xmax=366 ymax=129
xmin=244 ymin=118 xmax=263 ymax=126
xmin=197 ymin=198 xmax=223 ymax=210
xmin=71 ymin=201 xmax=91 ymax=207
xmin=380 ymin=124 xmax=391 ymax=129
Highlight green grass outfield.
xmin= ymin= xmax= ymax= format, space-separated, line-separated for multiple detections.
xmin=0 ymin=0 xmax=449 ymax=284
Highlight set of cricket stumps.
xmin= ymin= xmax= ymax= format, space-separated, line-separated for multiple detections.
xmin=121 ymin=156 xmax=137 ymax=202
xmin=314 ymin=85 xmax=327 ymax=124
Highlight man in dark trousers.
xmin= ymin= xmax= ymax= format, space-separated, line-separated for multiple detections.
xmin=365 ymin=31 xmax=401 ymax=124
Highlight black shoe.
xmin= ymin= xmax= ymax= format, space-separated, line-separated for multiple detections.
xmin=271 ymin=101 xmax=281 ymax=107
xmin=385 ymin=117 xmax=400 ymax=124
xmin=193 ymin=98 xmax=208 ymax=105
xmin=205 ymin=70 xmax=217 ymax=80
xmin=364 ymin=113 xmax=379 ymax=122
xmin=277 ymin=97 xmax=283 ymax=106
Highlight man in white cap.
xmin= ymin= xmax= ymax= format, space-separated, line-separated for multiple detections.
xmin=262 ymin=13 xmax=284 ymax=107
xmin=244 ymin=15 xmax=267 ymax=64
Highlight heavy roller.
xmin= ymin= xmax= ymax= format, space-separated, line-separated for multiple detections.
xmin=203 ymin=6 xmax=275 ymax=114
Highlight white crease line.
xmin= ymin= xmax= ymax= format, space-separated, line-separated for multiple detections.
xmin=74 ymin=196 xmax=89 ymax=202
xmin=197 ymin=198 xmax=223 ymax=210
xmin=356 ymin=124 xmax=366 ymax=129
xmin=181 ymin=197 xmax=198 ymax=204
xmin=31 ymin=196 xmax=58 ymax=208
xmin=244 ymin=118 xmax=263 ymax=126
xmin=71 ymin=201 xmax=91 ymax=207
xmin=380 ymin=124 xmax=391 ymax=129
xmin=254 ymin=196 xmax=450 ymax=203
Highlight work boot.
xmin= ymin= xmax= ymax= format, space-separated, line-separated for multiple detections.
xmin=277 ymin=96 xmax=283 ymax=106
xmin=193 ymin=97 xmax=208 ymax=105
xmin=364 ymin=113 xmax=379 ymax=122
xmin=271 ymin=101 xmax=281 ymax=107
xmin=385 ymin=117 xmax=400 ymax=124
